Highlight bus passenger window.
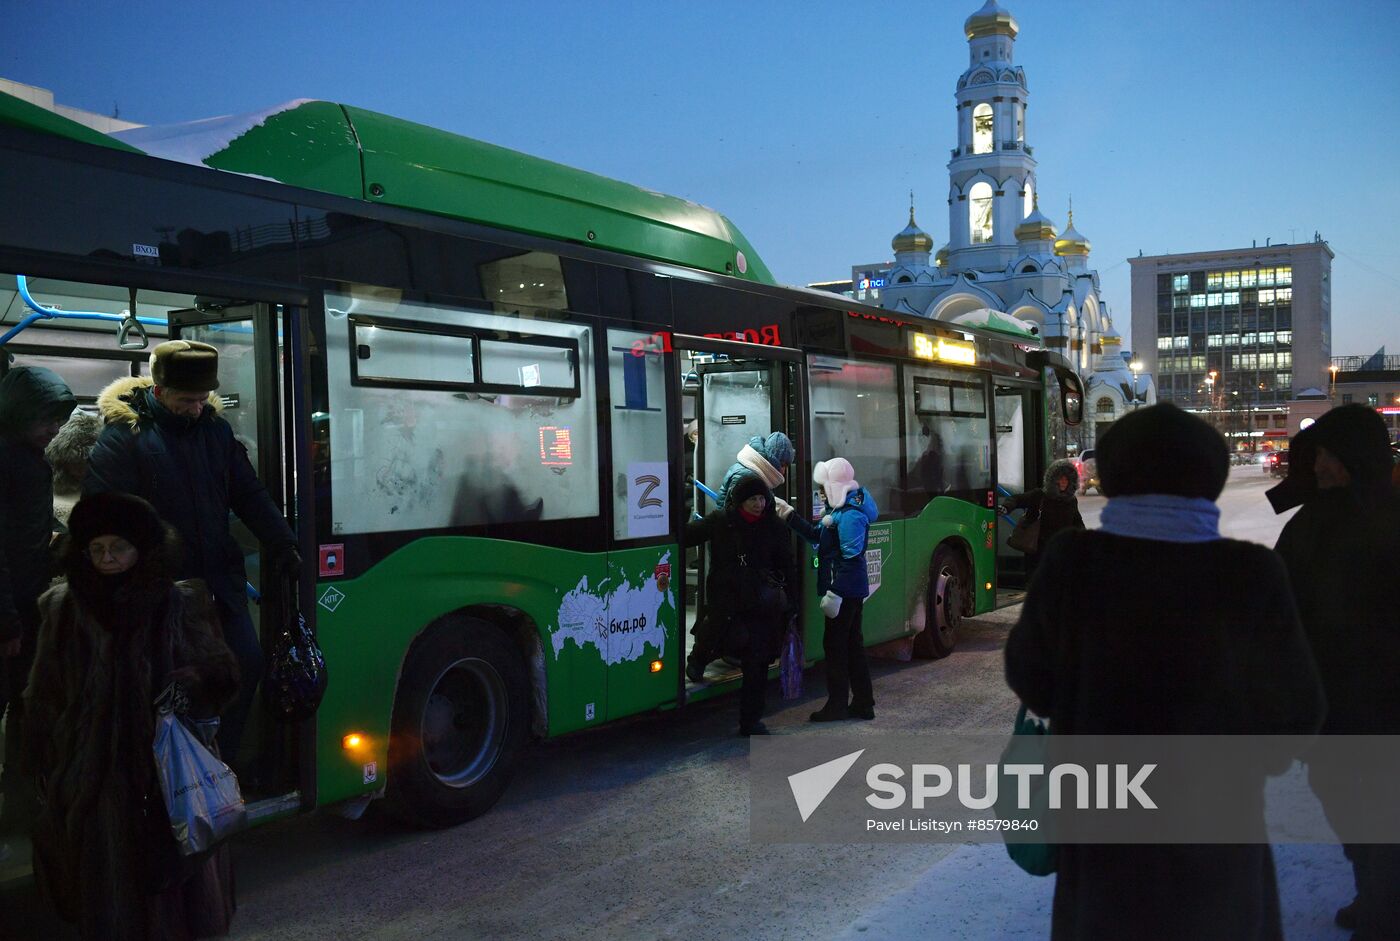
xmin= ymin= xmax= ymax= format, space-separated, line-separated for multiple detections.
xmin=807 ymin=356 xmax=897 ymax=517
xmin=903 ymin=368 xmax=991 ymax=511
xmin=324 ymin=289 xmax=598 ymax=535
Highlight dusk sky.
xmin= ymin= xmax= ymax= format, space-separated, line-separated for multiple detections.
xmin=10 ymin=0 xmax=1399 ymax=356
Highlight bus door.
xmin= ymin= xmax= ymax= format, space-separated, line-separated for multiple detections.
xmin=669 ymin=334 xmax=803 ymax=693
xmin=171 ymin=302 xmax=312 ymax=809
xmin=993 ymin=380 xmax=1043 ymax=596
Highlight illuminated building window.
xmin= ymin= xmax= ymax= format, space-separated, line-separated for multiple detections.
xmin=1172 ymin=274 xmax=1189 ymax=292
xmin=1174 ymin=336 xmax=1189 ymax=350
xmin=1277 ymin=372 xmax=1291 ymax=387
xmin=969 ymin=182 xmax=994 ymax=243
xmin=1157 ymin=336 xmax=1171 ymax=351
xmin=1260 ymin=352 xmax=1276 ymax=369
xmin=1258 ymin=331 xmax=1274 ymax=344
xmin=1207 ymin=272 xmax=1223 ymax=290
xmin=1275 ymin=287 xmax=1292 ymax=303
xmin=1223 ymin=291 xmax=1240 ymax=305
xmin=1208 ymin=334 xmax=1223 ymax=348
xmin=1190 ymin=294 xmax=1206 ymax=308
xmin=1258 ymin=268 xmax=1275 ymax=287
xmin=1258 ymin=289 xmax=1275 ymax=305
xmin=1276 ymin=330 xmax=1292 ymax=344
xmin=1207 ymin=293 xmax=1223 ymax=306
xmin=1225 ymin=334 xmax=1240 ymax=346
xmin=1240 ymin=270 xmax=1257 ymax=288
xmin=1224 ymin=271 xmax=1241 ymax=288
xmin=972 ymin=104 xmax=994 ymax=154
xmin=1278 ymin=351 xmax=1291 ymax=367
xmin=1276 ymin=266 xmax=1292 ymax=286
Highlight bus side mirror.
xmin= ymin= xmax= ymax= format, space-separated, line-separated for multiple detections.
xmin=117 ymin=314 xmax=150 ymax=351
xmin=1063 ymin=391 xmax=1083 ymax=426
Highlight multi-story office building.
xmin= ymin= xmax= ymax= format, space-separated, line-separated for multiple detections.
xmin=1129 ymin=239 xmax=1333 ymax=448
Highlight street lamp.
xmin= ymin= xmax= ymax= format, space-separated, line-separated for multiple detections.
xmin=1329 ymin=363 xmax=1339 ymax=402
xmin=1205 ymin=370 xmax=1218 ymax=428
xmin=1130 ymin=359 xmax=1143 ymax=408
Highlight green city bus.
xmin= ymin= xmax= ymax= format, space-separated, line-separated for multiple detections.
xmin=0 ymin=92 xmax=1082 ymax=829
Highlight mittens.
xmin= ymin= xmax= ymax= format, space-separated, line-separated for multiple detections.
xmin=773 ymin=497 xmax=795 ymax=521
xmin=819 ymin=590 xmax=842 ymax=619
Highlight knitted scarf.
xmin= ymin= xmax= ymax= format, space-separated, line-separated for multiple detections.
xmin=1099 ymin=494 xmax=1222 ymax=543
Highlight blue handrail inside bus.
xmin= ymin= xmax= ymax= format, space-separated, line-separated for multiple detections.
xmin=995 ymin=483 xmax=1025 ymax=527
xmin=1 ymin=274 xmax=165 ymax=346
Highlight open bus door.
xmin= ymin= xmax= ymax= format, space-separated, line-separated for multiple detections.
xmin=169 ymin=301 xmax=314 ymax=818
xmin=668 ymin=334 xmax=803 ymax=698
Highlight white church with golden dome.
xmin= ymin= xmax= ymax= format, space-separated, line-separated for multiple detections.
xmin=877 ymin=0 xmax=1153 ymax=445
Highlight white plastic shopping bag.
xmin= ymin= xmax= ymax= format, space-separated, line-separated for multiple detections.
xmin=153 ymin=697 xmax=247 ymax=856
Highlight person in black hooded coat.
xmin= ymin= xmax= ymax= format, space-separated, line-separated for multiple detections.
xmin=1271 ymin=404 xmax=1400 ymax=937
xmin=1001 ymin=458 xmax=1085 ymax=574
xmin=0 ymin=365 xmax=75 ymax=840
xmin=684 ymin=474 xmax=794 ymax=735
xmin=1005 ymin=403 xmax=1325 ymax=941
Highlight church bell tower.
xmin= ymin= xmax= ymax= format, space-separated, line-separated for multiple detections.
xmin=946 ymin=1 xmax=1037 ymax=274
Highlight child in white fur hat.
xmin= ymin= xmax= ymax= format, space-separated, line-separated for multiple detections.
xmin=775 ymin=457 xmax=878 ymax=721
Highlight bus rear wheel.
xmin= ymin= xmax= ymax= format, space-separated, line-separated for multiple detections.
xmin=914 ymin=545 xmax=964 ymax=660
xmin=385 ymin=615 xmax=528 ymax=828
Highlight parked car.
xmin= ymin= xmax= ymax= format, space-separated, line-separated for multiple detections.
xmin=1075 ymin=448 xmax=1099 ymax=495
xmin=1267 ymin=450 xmax=1290 ymax=479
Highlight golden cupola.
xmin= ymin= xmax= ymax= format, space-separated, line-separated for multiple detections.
xmin=892 ymin=207 xmax=935 ymax=255
xmin=964 ymin=0 xmax=1019 ymax=40
xmin=1015 ymin=194 xmax=1058 ymax=243
xmin=1054 ymin=209 xmax=1091 ymax=256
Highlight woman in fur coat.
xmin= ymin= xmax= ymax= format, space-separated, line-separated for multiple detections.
xmin=24 ymin=492 xmax=240 ymax=940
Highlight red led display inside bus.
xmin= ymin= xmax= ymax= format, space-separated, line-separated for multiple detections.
xmin=539 ymin=425 xmax=573 ymax=466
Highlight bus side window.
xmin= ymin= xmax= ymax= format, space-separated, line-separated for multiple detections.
xmin=903 ymin=368 xmax=991 ymax=510
xmin=323 ymin=289 xmax=599 ymax=535
xmin=806 ymin=355 xmax=898 ymax=517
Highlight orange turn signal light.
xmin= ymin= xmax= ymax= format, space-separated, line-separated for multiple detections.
xmin=649 ymin=660 xmax=664 ymax=673
xmin=985 ymin=581 xmax=993 ymax=591
xmin=342 ymin=732 xmax=365 ymax=750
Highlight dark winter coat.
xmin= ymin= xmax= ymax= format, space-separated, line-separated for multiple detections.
xmin=685 ymin=499 xmax=794 ymax=659
xmin=1275 ymin=487 xmax=1400 ymax=734
xmin=1004 ymin=459 xmax=1084 ymax=554
xmin=25 ymin=528 xmax=239 ymax=940
xmin=787 ymin=486 xmax=879 ymax=599
xmin=1005 ymin=531 xmax=1325 ymax=941
xmin=0 ymin=366 xmax=76 ymax=641
xmin=85 ymin=377 xmax=295 ymax=611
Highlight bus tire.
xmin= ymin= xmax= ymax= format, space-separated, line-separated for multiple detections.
xmin=914 ymin=545 xmax=964 ymax=660
xmin=384 ymin=615 xmax=528 ymax=829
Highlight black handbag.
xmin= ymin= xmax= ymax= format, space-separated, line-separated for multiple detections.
xmin=262 ymin=580 xmax=328 ymax=722
xmin=1007 ymin=509 xmax=1041 ymax=553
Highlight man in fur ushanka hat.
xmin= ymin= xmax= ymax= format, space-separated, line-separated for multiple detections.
xmin=84 ymin=339 xmax=301 ymax=764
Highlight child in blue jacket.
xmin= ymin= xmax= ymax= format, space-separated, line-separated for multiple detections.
xmin=775 ymin=457 xmax=878 ymax=721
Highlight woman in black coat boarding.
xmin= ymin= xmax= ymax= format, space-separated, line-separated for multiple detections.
xmin=684 ymin=474 xmax=794 ymax=736
xmin=1004 ymin=403 xmax=1325 ymax=941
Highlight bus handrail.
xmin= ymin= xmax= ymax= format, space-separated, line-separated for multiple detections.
xmin=1 ymin=274 xmax=165 ymax=346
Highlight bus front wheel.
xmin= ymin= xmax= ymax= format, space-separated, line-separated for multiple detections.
xmin=914 ymin=545 xmax=964 ymax=659
xmin=385 ymin=615 xmax=529 ymax=828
